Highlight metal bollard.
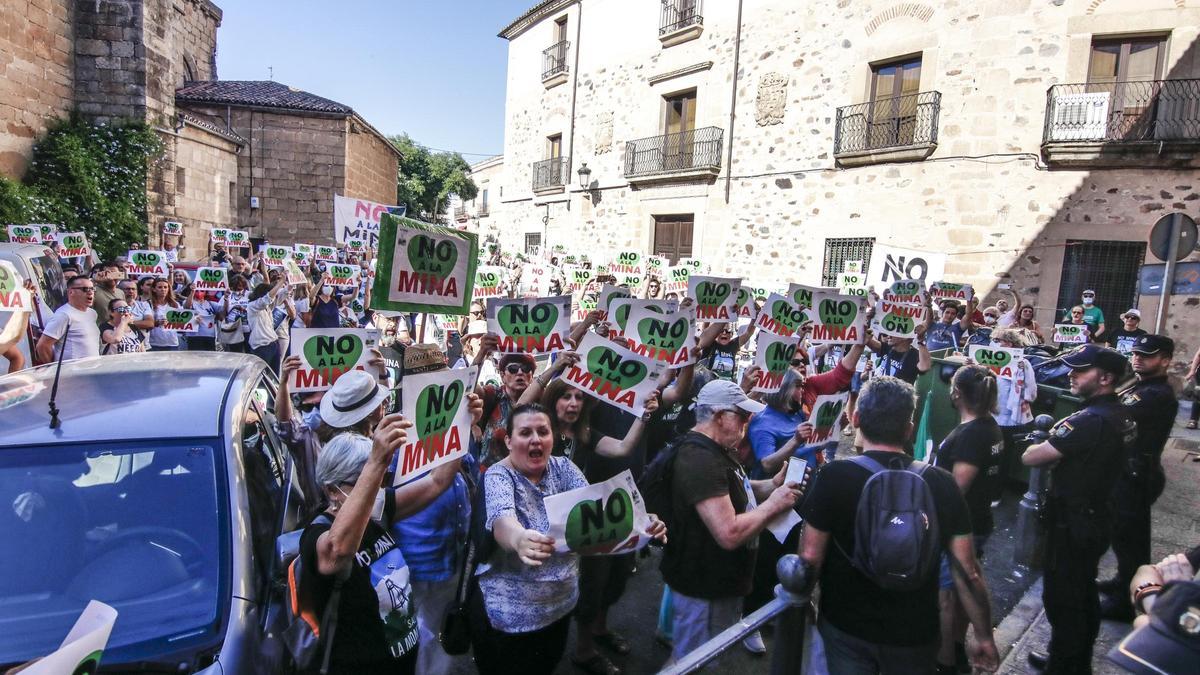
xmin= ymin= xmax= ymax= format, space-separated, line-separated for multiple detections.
xmin=1013 ymin=414 xmax=1054 ymax=570
xmin=770 ymin=554 xmax=810 ymax=675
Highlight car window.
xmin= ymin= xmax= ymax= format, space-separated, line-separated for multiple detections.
xmin=241 ymin=376 xmax=287 ymax=589
xmin=29 ymin=254 xmax=66 ymax=311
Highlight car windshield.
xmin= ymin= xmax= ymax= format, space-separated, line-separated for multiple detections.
xmin=0 ymin=439 xmax=225 ymax=666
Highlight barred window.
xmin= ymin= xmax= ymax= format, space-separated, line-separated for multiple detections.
xmin=822 ymin=237 xmax=875 ymax=286
xmin=1055 ymin=240 xmax=1144 ymax=325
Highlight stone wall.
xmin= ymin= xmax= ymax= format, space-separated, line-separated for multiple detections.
xmin=0 ymin=0 xmax=74 ymax=179
xmin=170 ymin=123 xmax=238 ymax=257
xmin=344 ymin=119 xmax=399 ymax=208
xmin=73 ymin=0 xmax=147 ymax=123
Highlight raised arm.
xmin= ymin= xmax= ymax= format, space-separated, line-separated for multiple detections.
xmin=594 ymin=395 xmax=659 ymax=458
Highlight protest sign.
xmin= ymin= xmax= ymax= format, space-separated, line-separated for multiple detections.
xmin=0 ymin=260 xmax=32 ymax=312
xmin=610 ymin=250 xmax=644 ymax=276
xmin=345 ymin=237 xmax=369 ymax=255
xmin=294 ymin=243 xmax=314 ymax=258
xmin=7 ymin=224 xmax=40 ymax=244
xmin=225 ymin=229 xmax=249 ymax=248
xmin=752 ymin=331 xmax=800 ymax=394
xmin=289 ymin=328 xmax=380 ymax=392
xmin=968 ymin=344 xmax=1024 ymax=380
xmin=372 ymin=213 xmax=477 ymax=315
xmin=473 ymin=265 xmax=506 ymax=299
xmin=315 ymin=244 xmax=338 ymax=262
xmin=162 ymin=308 xmax=199 ymax=332
xmin=844 ymin=260 xmax=863 ymax=273
xmin=193 ymin=266 xmax=229 ymax=292
xmin=574 ymin=293 xmax=598 ymax=322
xmin=125 ymin=250 xmax=171 ymax=277
xmin=929 ymin=281 xmax=974 ymax=304
xmin=54 ymin=232 xmax=90 ymax=258
xmin=262 ymin=244 xmax=292 ymax=268
xmin=323 ymin=263 xmax=360 ymax=288
xmin=1053 ymin=324 xmax=1089 ymax=345
xmin=32 ymin=224 xmax=57 ymax=244
xmin=562 ymin=331 xmax=664 ymax=416
xmin=210 ymin=227 xmax=229 ymax=244
xmin=664 ymin=265 xmax=690 ymax=296
xmin=521 ymin=262 xmax=554 ymax=298
xmin=283 ymin=258 xmax=308 ymax=286
xmin=19 ymin=600 xmax=117 ymax=675
xmin=486 ymin=295 xmax=572 ymax=353
xmin=334 ymin=193 xmax=403 ymax=248
xmin=598 ymin=283 xmax=632 ymax=321
xmin=806 ymin=392 xmax=850 ymax=448
xmin=162 ymin=220 xmax=183 ymax=236
xmin=871 ymin=300 xmax=924 ymax=339
xmin=680 ymin=257 xmax=706 ymax=274
xmin=618 ymin=273 xmax=647 ymax=296
xmin=688 ymin=275 xmax=740 ymax=321
xmin=396 ymin=366 xmax=479 ymax=484
xmin=609 ymin=297 xmax=677 ymax=334
xmin=867 ymin=244 xmax=946 ymax=287
xmin=545 ymin=469 xmax=654 ymax=555
xmin=734 ymin=286 xmax=759 ymax=320
xmin=565 ymin=266 xmax=593 ymax=293
xmin=838 ymin=271 xmax=866 ymax=289
xmin=646 ymin=255 xmax=667 ymax=275
xmin=786 ymin=283 xmax=830 ymax=313
xmin=881 ymin=279 xmax=928 ymax=306
xmin=755 ymin=292 xmax=808 ymax=337
xmin=808 ymin=291 xmax=866 ymax=345
xmin=623 ymin=304 xmax=696 ymax=367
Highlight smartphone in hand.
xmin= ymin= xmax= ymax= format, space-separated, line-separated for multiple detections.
xmin=786 ymin=457 xmax=808 ymax=487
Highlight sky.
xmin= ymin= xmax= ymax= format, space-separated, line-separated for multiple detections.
xmin=213 ymin=0 xmax=533 ymax=162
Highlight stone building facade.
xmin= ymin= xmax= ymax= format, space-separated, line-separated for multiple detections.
xmin=493 ymin=0 xmax=1200 ymax=371
xmin=456 ymin=154 xmax=504 ymax=236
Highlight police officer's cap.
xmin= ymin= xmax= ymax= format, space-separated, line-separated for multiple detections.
xmin=1108 ymin=581 xmax=1200 ymax=674
xmin=1060 ymin=344 xmax=1127 ymax=376
xmin=1130 ymin=334 xmax=1174 ymax=357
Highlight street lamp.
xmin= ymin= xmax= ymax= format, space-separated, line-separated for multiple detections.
xmin=577 ymin=162 xmax=592 ymax=190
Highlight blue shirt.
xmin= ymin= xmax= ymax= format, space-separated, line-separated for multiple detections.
xmin=926 ymin=321 xmax=963 ymax=352
xmin=747 ymin=406 xmax=816 ymax=480
xmin=392 ymin=471 xmax=471 ymax=582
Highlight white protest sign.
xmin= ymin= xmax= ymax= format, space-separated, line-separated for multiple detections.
xmin=838 ymin=271 xmax=866 ymax=290
xmin=598 ymin=283 xmax=633 ymax=322
xmin=125 ymin=250 xmax=171 ymax=277
xmin=881 ymin=279 xmax=928 ymax=306
xmin=161 ymin=307 xmax=199 ymax=332
xmin=929 ymin=281 xmax=974 ymax=304
xmin=806 ymin=392 xmax=850 ymax=447
xmin=609 ymin=250 xmax=645 ymax=276
xmin=289 ymin=328 xmax=380 ymax=392
xmin=473 ymin=265 xmax=507 ymax=299
xmin=21 ymin=600 xmax=117 ymax=675
xmin=687 ymin=275 xmax=741 ymax=322
xmin=808 ymin=291 xmax=866 ymax=345
xmin=210 ymin=227 xmax=229 ymax=244
xmin=395 ymin=366 xmax=479 ymax=484
xmin=754 ymin=292 xmax=808 ymax=338
xmin=968 ymin=344 xmax=1025 ymax=381
xmin=867 ymin=244 xmax=946 ymax=287
xmin=609 ymin=297 xmax=678 ymax=335
xmin=663 ymin=266 xmax=690 ymax=296
xmin=734 ymin=286 xmax=760 ymax=320
xmin=284 ymin=258 xmax=309 ymax=286
xmin=545 ymin=469 xmax=654 ymax=556
xmin=373 ymin=213 xmax=478 ymax=314
xmin=646 ymin=255 xmax=667 ymax=275
xmin=54 ymin=232 xmax=90 ymax=258
xmin=162 ymin=220 xmax=184 ymax=236
xmin=786 ymin=283 xmax=833 ymax=313
xmin=193 ymin=266 xmax=229 ymax=292
xmin=871 ymin=300 xmax=924 ymax=339
xmin=262 ymin=244 xmax=292 ymax=268
xmin=294 ymin=242 xmax=315 ymax=258
xmin=622 ymin=304 xmax=696 ymax=368
xmin=334 ymin=193 xmax=402 ymax=248
xmin=521 ymin=262 xmax=554 ymax=298
xmin=752 ymin=331 xmax=801 ymax=394
xmin=225 ymin=229 xmax=250 ymax=248
xmin=564 ymin=266 xmax=594 ymax=294
xmin=6 ymin=224 xmax=41 ymax=244
xmin=0 ymin=260 xmax=32 ymax=313
xmin=486 ymin=295 xmax=572 ymax=354
xmin=679 ymin=257 xmax=706 ymax=274
xmin=323 ymin=263 xmax=360 ymax=288
xmin=1053 ymin=323 xmax=1089 ymax=344
xmin=844 ymin=260 xmax=863 ymax=273
xmin=315 ymin=244 xmax=339 ymax=262
xmin=562 ymin=331 xmax=665 ymax=416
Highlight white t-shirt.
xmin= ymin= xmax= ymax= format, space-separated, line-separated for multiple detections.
xmin=148 ymin=304 xmax=180 ymax=347
xmin=292 ymin=296 xmax=310 ymax=330
xmin=189 ymin=300 xmax=220 ymax=338
xmin=42 ymin=304 xmax=101 ymax=360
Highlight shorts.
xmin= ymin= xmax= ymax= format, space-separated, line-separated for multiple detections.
xmin=938 ymin=534 xmax=989 ymax=590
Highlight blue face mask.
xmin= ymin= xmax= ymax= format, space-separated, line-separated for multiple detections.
xmin=303 ymin=408 xmax=322 ymax=431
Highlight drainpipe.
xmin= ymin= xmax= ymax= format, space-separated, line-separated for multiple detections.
xmin=724 ymin=0 xmax=745 ymax=204
xmin=565 ymin=0 xmax=584 ymax=214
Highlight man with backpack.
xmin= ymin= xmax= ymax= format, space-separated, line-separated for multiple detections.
xmin=798 ymin=376 xmax=999 ymax=674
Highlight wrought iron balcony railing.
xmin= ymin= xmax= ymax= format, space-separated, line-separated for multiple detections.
xmin=834 ymin=91 xmax=941 ymax=155
xmin=542 ymin=40 xmax=569 ymax=80
xmin=1043 ymin=79 xmax=1200 ymax=143
xmin=532 ymin=156 xmax=569 ymax=191
xmin=624 ymin=126 xmax=723 ymax=178
xmin=478 ymin=204 xmax=489 ymax=217
xmin=660 ymin=0 xmax=703 ymax=36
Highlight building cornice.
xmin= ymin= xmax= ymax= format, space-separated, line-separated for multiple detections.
xmin=647 ymin=61 xmax=714 ymax=85
xmin=498 ymin=0 xmax=574 ymax=40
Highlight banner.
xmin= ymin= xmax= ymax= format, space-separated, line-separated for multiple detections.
xmin=867 ymin=244 xmax=946 ymax=287
xmin=54 ymin=232 xmax=90 ymax=258
xmin=881 ymin=279 xmax=928 ymax=306
xmin=315 ymin=244 xmax=338 ymax=262
xmin=289 ymin=328 xmax=380 ymax=393
xmin=395 ymin=366 xmax=479 ymax=485
xmin=520 ymin=261 xmax=554 ymax=298
xmin=0 ymin=260 xmax=32 ymax=312
xmin=597 ymin=283 xmax=632 ymax=322
xmin=734 ymin=286 xmax=759 ymax=320
xmin=968 ymin=344 xmax=1024 ymax=380
xmin=162 ymin=220 xmax=183 ymax=236
xmin=544 ymin=469 xmax=654 ymax=555
xmin=664 ymin=266 xmax=690 ymax=296
xmin=573 ymin=292 xmax=598 ymax=323
xmin=609 ymin=297 xmax=677 ymax=334
xmin=609 ymin=251 xmax=644 ymax=276
xmin=871 ymin=300 xmax=923 ymax=339
xmin=372 ymin=213 xmax=477 ymax=314
xmin=263 ymin=244 xmax=292 ymax=268
xmin=1053 ymin=323 xmax=1088 ymax=344
xmin=125 ymin=250 xmax=171 ymax=277
xmin=688 ymin=275 xmax=740 ymax=322
xmin=210 ymin=227 xmax=229 ymax=244
xmin=808 ymin=291 xmax=866 ymax=345
xmin=283 ymin=258 xmax=308 ymax=286
xmin=755 ymin=292 xmax=807 ymax=337
xmin=929 ymin=281 xmax=974 ymax=304
xmin=345 ymin=237 xmax=369 ymax=255
xmin=562 ymin=331 xmax=665 ymax=416
xmin=6 ymin=224 xmax=40 ymax=244
xmin=225 ymin=229 xmax=249 ymax=248
xmin=565 ymin=266 xmax=594 ymax=293
xmin=19 ymin=600 xmax=117 ymax=675
xmin=334 ymin=193 xmax=403 ymax=248
xmin=806 ymin=392 xmax=850 ymax=448
xmin=752 ymin=331 xmax=800 ymax=393
xmin=622 ymin=304 xmax=696 ymax=368
xmin=486 ymin=295 xmax=572 ymax=353
xmin=646 ymin=255 xmax=667 ymax=276
xmin=193 ymin=266 xmax=229 ymax=292
xmin=786 ymin=283 xmax=830 ymax=313
xmin=162 ymin=308 xmax=199 ymax=332
xmin=324 ymin=263 xmax=360 ymax=288
xmin=37 ymin=223 xmax=57 ymax=244
xmin=474 ymin=265 xmax=506 ymax=299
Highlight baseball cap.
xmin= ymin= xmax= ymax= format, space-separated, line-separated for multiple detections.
xmin=1082 ymin=289 xmax=1096 ymax=296
xmin=1060 ymin=344 xmax=1127 ymax=377
xmin=1107 ymin=581 xmax=1200 ymax=675
xmin=695 ymin=380 xmax=766 ymax=414
xmin=1121 ymin=308 xmax=1142 ymax=320
xmin=1130 ymin=334 xmax=1175 ymax=357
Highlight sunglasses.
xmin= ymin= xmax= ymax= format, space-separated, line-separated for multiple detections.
xmin=505 ymin=363 xmax=535 ymax=375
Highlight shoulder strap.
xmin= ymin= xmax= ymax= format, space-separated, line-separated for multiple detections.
xmin=848 ymin=454 xmax=888 ymax=475
xmin=908 ymin=460 xmax=931 ymax=477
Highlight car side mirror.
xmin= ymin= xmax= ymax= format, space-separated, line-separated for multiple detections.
xmin=275 ymin=530 xmax=301 ymax=572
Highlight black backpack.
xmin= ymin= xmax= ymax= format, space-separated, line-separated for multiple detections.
xmin=838 ymin=455 xmax=941 ymax=592
xmin=637 ymin=435 xmax=688 ymax=532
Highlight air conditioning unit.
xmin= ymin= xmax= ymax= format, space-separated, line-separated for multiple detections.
xmin=1047 ymin=92 xmax=1110 ymax=141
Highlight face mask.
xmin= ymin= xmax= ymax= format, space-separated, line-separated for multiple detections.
xmin=1082 ymin=296 xmax=1094 ymax=306
xmin=321 ymin=285 xmax=333 ymax=297
xmin=984 ymin=315 xmax=997 ymax=326
xmin=302 ymin=408 xmax=322 ymax=431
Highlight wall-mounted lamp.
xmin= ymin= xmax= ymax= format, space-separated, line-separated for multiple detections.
xmin=577 ymin=162 xmax=592 ymax=190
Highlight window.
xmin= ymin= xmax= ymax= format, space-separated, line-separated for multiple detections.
xmin=480 ymin=189 xmax=489 ymax=216
xmin=555 ymin=16 xmax=568 ymax=44
xmin=228 ymin=181 xmax=237 ymax=216
xmin=1087 ymin=36 xmax=1168 ymax=140
xmin=175 ymin=167 xmax=186 ymax=196
xmin=664 ymin=90 xmax=697 ymax=136
xmin=822 ymin=237 xmax=875 ymax=286
xmin=869 ymin=56 xmax=922 ymax=148
xmin=525 ymin=232 xmax=542 ymax=254
xmin=547 ymin=134 xmax=562 ymax=159
xmin=1056 ymin=240 xmax=1145 ymax=328
xmin=653 ymin=214 xmax=694 ymax=264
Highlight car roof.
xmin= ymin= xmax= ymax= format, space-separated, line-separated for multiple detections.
xmin=0 ymin=353 xmax=267 ymax=446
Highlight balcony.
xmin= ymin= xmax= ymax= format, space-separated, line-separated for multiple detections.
xmin=834 ymin=91 xmax=941 ymax=167
xmin=660 ymin=0 xmax=703 ymax=47
xmin=453 ymin=206 xmax=468 ymax=223
xmin=1041 ymin=79 xmax=1200 ymax=168
xmin=532 ymin=156 xmax=569 ymax=195
xmin=623 ymin=126 xmax=723 ymax=187
xmin=478 ymin=204 xmax=490 ymax=217
xmin=542 ymin=40 xmax=569 ymax=88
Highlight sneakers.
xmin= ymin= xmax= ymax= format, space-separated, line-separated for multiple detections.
xmin=742 ymin=630 xmax=766 ymax=655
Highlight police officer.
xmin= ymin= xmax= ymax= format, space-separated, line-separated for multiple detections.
xmin=1022 ymin=344 xmax=1136 ymax=673
xmin=1098 ymin=335 xmax=1178 ymax=621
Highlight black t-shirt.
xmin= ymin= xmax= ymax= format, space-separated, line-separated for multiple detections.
xmin=934 ymin=417 xmax=1003 ymax=535
xmin=1107 ymin=327 xmax=1147 ymax=355
xmin=661 ymin=431 xmax=756 ymax=599
xmin=1120 ymin=377 xmax=1178 ymax=462
xmin=701 ymin=339 xmax=740 ymax=380
xmin=298 ymin=490 xmax=419 ymax=672
xmin=584 ymin=404 xmax=646 ymax=481
xmin=877 ymin=344 xmax=921 ymax=383
xmin=800 ymin=450 xmax=972 ymax=646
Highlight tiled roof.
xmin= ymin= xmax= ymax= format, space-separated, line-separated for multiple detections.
xmin=177 ymin=111 xmax=245 ymax=145
xmin=175 ymin=80 xmax=354 ymax=115
xmin=498 ymin=0 xmax=572 ymax=39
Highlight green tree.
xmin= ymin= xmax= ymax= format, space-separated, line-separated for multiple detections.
xmin=389 ymin=134 xmax=477 ymax=223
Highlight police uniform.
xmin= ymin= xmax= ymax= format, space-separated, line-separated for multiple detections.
xmin=1040 ymin=346 xmax=1137 ymax=673
xmin=1108 ymin=335 xmax=1178 ymax=608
